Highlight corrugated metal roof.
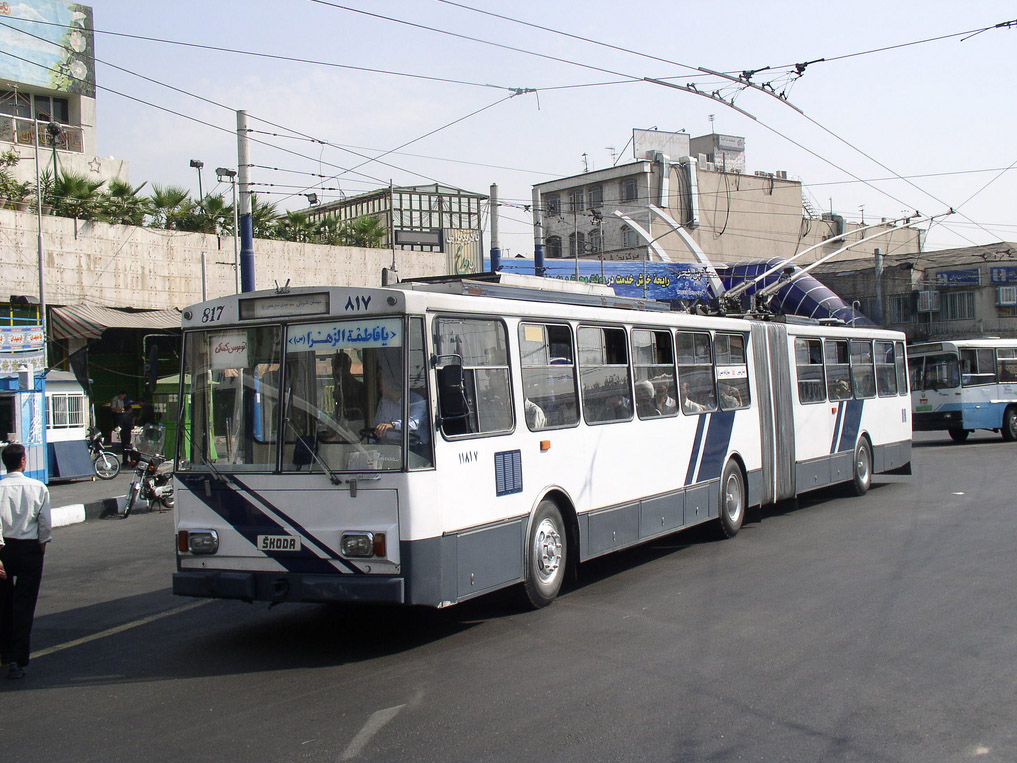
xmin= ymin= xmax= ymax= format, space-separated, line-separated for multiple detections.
xmin=49 ymin=305 xmax=181 ymax=340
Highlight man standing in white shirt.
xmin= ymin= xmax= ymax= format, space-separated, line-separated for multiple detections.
xmin=0 ymin=443 xmax=51 ymax=680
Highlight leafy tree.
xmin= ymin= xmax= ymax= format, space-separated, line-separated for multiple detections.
xmin=0 ymin=149 xmax=32 ymax=210
xmin=103 ymin=178 xmax=148 ymax=225
xmin=147 ymin=184 xmax=191 ymax=229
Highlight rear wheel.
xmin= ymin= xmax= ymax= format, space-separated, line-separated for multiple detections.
xmin=93 ymin=452 xmax=120 ymax=480
xmin=850 ymin=438 xmax=872 ymax=496
xmin=716 ymin=460 xmax=746 ymax=539
xmin=1002 ymin=407 xmax=1017 ymax=442
xmin=158 ymin=491 xmax=175 ymax=510
xmin=948 ymin=427 xmax=970 ymax=443
xmin=522 ymin=500 xmax=566 ymax=609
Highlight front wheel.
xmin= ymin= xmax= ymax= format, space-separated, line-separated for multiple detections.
xmin=93 ymin=452 xmax=120 ymax=480
xmin=522 ymin=500 xmax=567 ymax=609
xmin=948 ymin=427 xmax=970 ymax=443
xmin=850 ymin=438 xmax=872 ymax=496
xmin=716 ymin=460 xmax=746 ymax=539
xmin=124 ymin=480 xmax=142 ymax=517
xmin=1002 ymin=407 xmax=1017 ymax=442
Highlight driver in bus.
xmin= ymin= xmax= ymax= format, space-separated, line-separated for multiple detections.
xmin=373 ymin=373 xmax=429 ymax=446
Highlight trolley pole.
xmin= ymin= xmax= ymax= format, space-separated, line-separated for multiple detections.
xmin=237 ymin=110 xmax=255 ymax=293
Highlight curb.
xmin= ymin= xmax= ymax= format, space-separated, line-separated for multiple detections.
xmin=53 ymin=495 xmax=146 ymax=526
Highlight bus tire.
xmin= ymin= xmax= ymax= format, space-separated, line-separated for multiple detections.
xmin=716 ymin=460 xmax=746 ymax=539
xmin=1002 ymin=407 xmax=1017 ymax=442
xmin=850 ymin=437 xmax=872 ymax=496
xmin=522 ymin=500 xmax=567 ymax=609
xmin=948 ymin=427 xmax=969 ymax=443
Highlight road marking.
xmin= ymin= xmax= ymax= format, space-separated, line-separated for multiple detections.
xmin=341 ymin=704 xmax=405 ymax=760
xmin=32 ymin=599 xmax=212 ymax=659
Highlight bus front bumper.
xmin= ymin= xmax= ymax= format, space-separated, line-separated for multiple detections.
xmin=913 ymin=410 xmax=964 ymax=431
xmin=173 ymin=570 xmax=405 ymax=604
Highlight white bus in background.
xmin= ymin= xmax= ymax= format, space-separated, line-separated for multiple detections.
xmin=172 ymin=276 xmax=912 ymax=610
xmin=909 ymin=338 xmax=1017 ymax=442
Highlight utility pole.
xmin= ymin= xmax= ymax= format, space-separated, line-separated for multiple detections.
xmin=33 ymin=120 xmax=45 ymax=337
xmin=489 ymin=183 xmax=501 ymax=272
xmin=874 ymin=247 xmax=884 ymax=325
xmin=531 ymin=188 xmax=545 ymax=277
xmin=236 ymin=110 xmax=254 ymax=292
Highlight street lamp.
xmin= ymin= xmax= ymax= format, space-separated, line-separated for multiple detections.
xmin=304 ymin=193 xmax=318 ymax=206
xmin=189 ymin=159 xmax=205 ymax=202
xmin=216 ymin=167 xmax=239 ymax=294
xmin=46 ymin=121 xmax=62 ymax=176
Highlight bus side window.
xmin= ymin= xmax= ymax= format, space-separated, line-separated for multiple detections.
xmin=795 ymin=337 xmax=825 ymax=404
xmin=578 ymin=326 xmax=632 ymax=424
xmin=962 ymin=348 xmax=997 ymax=387
xmin=998 ymin=349 xmax=1017 ymax=384
xmin=676 ymin=331 xmax=717 ymax=414
xmin=896 ymin=341 xmax=908 ymax=394
xmin=519 ymin=323 xmax=579 ymax=430
xmin=716 ymin=333 xmax=750 ymax=410
xmin=434 ymin=317 xmax=513 ymax=438
xmin=631 ymin=328 xmax=676 ymax=419
xmin=825 ymin=339 xmax=852 ymax=400
xmin=875 ymin=341 xmax=898 ymax=397
xmin=850 ymin=340 xmax=876 ymax=398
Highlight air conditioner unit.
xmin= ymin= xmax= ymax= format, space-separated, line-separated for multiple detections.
xmin=775 ymin=170 xmax=788 ymax=180
xmin=917 ymin=290 xmax=940 ymax=313
xmin=997 ymin=286 xmax=1017 ymax=306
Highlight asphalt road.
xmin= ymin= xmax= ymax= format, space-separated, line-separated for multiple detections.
xmin=3 ymin=430 xmax=1016 ymax=762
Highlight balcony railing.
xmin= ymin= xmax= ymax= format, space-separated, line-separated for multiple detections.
xmin=0 ymin=116 xmax=84 ymax=153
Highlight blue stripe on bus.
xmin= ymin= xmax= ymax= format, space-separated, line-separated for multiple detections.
xmin=684 ymin=415 xmax=708 ymax=486
xmin=837 ymin=399 xmax=864 ymax=452
xmin=183 ymin=478 xmax=359 ymax=575
xmin=830 ymin=402 xmax=844 ymax=454
xmin=696 ymin=411 xmax=736 ymax=483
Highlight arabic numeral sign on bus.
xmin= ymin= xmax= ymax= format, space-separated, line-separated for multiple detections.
xmin=201 ymin=306 xmax=225 ymax=323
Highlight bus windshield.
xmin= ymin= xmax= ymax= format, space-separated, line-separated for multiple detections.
xmin=910 ymin=352 xmax=960 ymax=392
xmin=178 ymin=317 xmax=433 ymax=473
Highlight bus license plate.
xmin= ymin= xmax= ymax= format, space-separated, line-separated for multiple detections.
xmin=257 ymin=534 xmax=301 ymax=552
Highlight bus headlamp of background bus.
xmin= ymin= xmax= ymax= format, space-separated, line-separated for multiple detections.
xmin=178 ymin=529 xmax=219 ymax=555
xmin=341 ymin=531 xmax=386 ymax=558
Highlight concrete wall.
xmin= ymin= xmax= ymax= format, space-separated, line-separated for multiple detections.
xmin=0 ymin=208 xmax=450 ymax=311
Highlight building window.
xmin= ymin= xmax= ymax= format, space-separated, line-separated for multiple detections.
xmin=621 ymin=178 xmax=638 ymax=202
xmin=545 ymin=195 xmax=560 ymax=216
xmin=589 ymin=228 xmax=601 ymax=254
xmin=568 ymin=189 xmax=584 ymax=213
xmin=569 ymin=231 xmax=586 ymax=258
xmin=48 ymin=394 xmax=86 ymax=429
xmin=620 ymin=225 xmax=638 ymax=248
xmin=941 ymin=291 xmax=975 ymax=321
xmin=545 ymin=235 xmax=562 ymax=259
xmin=588 ymin=185 xmax=603 ymax=208
xmin=888 ymin=294 xmax=914 ymax=323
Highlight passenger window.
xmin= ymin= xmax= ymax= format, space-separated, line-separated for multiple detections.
xmin=434 ymin=317 xmax=512 ymax=437
xmin=998 ymin=348 xmax=1017 ymax=384
xmin=578 ymin=326 xmax=632 ymax=424
xmin=896 ymin=341 xmax=908 ymax=394
xmin=716 ymin=333 xmax=750 ymax=410
xmin=850 ymin=340 xmax=876 ymax=398
xmin=875 ymin=341 xmax=898 ymax=397
xmin=676 ymin=331 xmax=717 ymax=414
xmin=961 ymin=348 xmax=997 ymax=387
xmin=795 ymin=338 xmax=825 ymax=404
xmin=631 ymin=329 xmax=677 ymax=419
xmin=518 ymin=323 xmax=579 ymax=430
xmin=826 ymin=340 xmax=853 ymax=400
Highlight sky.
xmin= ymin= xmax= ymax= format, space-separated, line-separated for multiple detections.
xmin=6 ymin=0 xmax=1016 ymax=257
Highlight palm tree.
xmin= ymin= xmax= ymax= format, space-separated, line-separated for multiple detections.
xmin=249 ymin=193 xmax=280 ymax=239
xmin=48 ymin=171 xmax=107 ymax=221
xmin=347 ymin=215 xmax=387 ymax=248
xmin=195 ymin=193 xmax=233 ymax=236
xmin=314 ymin=215 xmax=347 ymax=245
xmin=276 ymin=210 xmax=315 ymax=243
xmin=103 ymin=178 xmax=148 ymax=225
xmin=147 ymin=185 xmax=191 ymax=229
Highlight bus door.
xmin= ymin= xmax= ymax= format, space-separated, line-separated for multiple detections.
xmin=750 ymin=323 xmax=795 ymax=504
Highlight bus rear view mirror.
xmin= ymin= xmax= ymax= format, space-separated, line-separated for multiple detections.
xmin=437 ymin=364 xmax=470 ymax=421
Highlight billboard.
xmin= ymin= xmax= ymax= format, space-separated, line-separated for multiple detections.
xmin=0 ymin=1 xmax=95 ymax=97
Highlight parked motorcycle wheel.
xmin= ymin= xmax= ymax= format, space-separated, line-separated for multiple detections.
xmin=158 ymin=492 xmax=175 ymax=510
xmin=124 ymin=480 xmax=142 ymax=517
xmin=92 ymin=452 xmax=121 ymax=480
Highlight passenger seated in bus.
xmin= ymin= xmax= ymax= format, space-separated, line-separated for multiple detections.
xmin=524 ymin=398 xmax=547 ymax=429
xmin=719 ymin=382 xmax=742 ymax=409
xmin=653 ymin=380 xmax=677 ymax=415
xmin=635 ymin=380 xmax=659 ymax=418
xmin=373 ymin=373 xmax=429 ymax=445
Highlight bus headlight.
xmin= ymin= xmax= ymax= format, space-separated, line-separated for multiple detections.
xmin=180 ymin=530 xmax=219 ymax=554
xmin=341 ymin=532 xmax=385 ymax=558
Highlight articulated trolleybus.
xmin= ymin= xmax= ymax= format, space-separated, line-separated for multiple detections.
xmin=909 ymin=338 xmax=1017 ymax=442
xmin=172 ymin=276 xmax=912 ymax=609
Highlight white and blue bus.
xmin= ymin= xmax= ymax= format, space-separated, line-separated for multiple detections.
xmin=172 ymin=276 xmax=912 ymax=609
xmin=909 ymin=338 xmax=1017 ymax=442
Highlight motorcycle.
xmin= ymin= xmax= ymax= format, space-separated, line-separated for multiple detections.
xmin=87 ymin=427 xmax=120 ymax=480
xmin=122 ymin=451 xmax=175 ymax=516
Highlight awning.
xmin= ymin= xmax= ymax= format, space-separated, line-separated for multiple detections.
xmin=49 ymin=305 xmax=182 ymax=341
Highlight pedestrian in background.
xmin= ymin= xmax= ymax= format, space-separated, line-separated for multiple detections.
xmin=111 ymin=390 xmax=134 ymax=464
xmin=0 ymin=443 xmax=52 ymax=680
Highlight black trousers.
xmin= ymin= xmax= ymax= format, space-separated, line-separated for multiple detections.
xmin=0 ymin=538 xmax=45 ymax=666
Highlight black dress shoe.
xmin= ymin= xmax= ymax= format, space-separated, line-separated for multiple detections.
xmin=7 ymin=662 xmax=26 ymax=679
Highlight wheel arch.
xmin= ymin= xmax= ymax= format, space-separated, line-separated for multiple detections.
xmin=529 ymin=488 xmax=579 ymax=576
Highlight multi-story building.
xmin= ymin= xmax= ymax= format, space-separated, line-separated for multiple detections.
xmin=533 ymin=128 xmax=922 ymax=267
